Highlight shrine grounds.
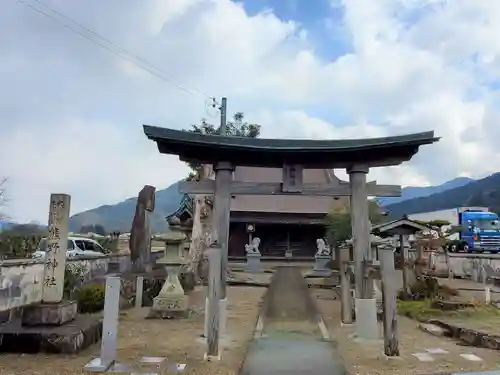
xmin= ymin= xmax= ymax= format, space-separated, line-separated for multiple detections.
xmin=0 ymin=286 xmax=265 ymax=375
xmin=3 ymin=266 xmax=500 ymax=374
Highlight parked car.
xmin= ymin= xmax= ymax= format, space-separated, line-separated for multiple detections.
xmin=33 ymin=237 xmax=107 ymax=260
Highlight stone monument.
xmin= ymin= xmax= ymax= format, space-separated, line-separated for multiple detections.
xmin=313 ymin=238 xmax=331 ymax=276
xmin=129 ymin=185 xmax=156 ymax=273
xmin=2 ymin=194 xmax=102 ymax=354
xmin=22 ymin=194 xmax=77 ymax=324
xmin=245 ymin=237 xmax=261 ymax=273
xmin=150 ymin=217 xmax=188 ymax=319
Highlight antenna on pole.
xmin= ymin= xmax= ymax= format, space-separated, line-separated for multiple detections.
xmin=219 ymin=97 xmax=227 ymax=135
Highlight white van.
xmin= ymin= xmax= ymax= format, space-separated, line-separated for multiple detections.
xmin=33 ymin=236 xmax=107 ymax=260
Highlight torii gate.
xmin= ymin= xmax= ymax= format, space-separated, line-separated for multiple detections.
xmin=143 ymin=125 xmax=439 ymax=358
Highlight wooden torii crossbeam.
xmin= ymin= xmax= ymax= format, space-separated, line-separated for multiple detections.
xmin=180 ymin=163 xmax=400 ymax=197
xmin=179 ymin=179 xmax=401 ymax=196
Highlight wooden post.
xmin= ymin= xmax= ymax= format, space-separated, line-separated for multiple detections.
xmin=85 ymin=276 xmax=121 ymax=372
xmin=340 ymin=260 xmax=353 ymax=324
xmin=348 ymin=165 xmax=372 ymax=299
xmin=205 ymin=242 xmax=222 ymax=360
xmin=212 ymin=162 xmax=232 ymax=298
xmin=400 ymin=234 xmax=408 ymax=295
xmin=135 ymin=276 xmax=144 ymax=309
xmin=212 ymin=161 xmax=233 ymax=337
xmin=379 ymin=246 xmax=399 ymax=357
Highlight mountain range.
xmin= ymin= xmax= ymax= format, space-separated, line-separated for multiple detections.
xmin=67 ymin=183 xmax=184 ymax=233
xmin=377 ymin=177 xmax=474 ymax=206
xmin=384 ymin=173 xmax=500 ymax=218
xmin=63 ymin=175 xmax=483 ymax=233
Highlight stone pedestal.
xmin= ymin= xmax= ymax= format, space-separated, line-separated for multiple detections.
xmin=245 ymin=253 xmax=262 ymax=273
xmin=5 ymin=296 xmax=101 ymax=355
xmin=313 ymin=255 xmax=331 ymax=276
xmin=354 ymin=298 xmax=379 ymax=341
xmin=0 ymin=193 xmax=103 ymax=355
xmin=21 ymin=300 xmax=77 ymax=326
xmin=151 ymin=266 xmax=188 ymax=318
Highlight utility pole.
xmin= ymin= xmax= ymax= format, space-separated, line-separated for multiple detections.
xmin=219 ymin=97 xmax=227 ymax=135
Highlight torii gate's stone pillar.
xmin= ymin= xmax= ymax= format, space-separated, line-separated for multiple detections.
xmin=348 ymin=165 xmax=378 ymax=340
xmin=211 ymin=161 xmax=234 ymax=338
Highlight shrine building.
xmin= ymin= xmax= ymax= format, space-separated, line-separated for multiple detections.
xmin=167 ymin=166 xmax=349 ymax=260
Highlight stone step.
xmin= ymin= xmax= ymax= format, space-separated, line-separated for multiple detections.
xmin=418 ymin=322 xmax=446 ymax=337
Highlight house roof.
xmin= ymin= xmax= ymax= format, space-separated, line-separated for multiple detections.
xmin=230 ymin=166 xmax=349 ymax=214
xmin=371 ymin=217 xmax=431 ymax=237
xmin=143 ymin=126 xmax=440 ymax=168
xmin=165 ymin=193 xmax=193 ymax=221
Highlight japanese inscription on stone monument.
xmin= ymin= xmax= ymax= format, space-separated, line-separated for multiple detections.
xmin=42 ymin=194 xmax=71 ymax=303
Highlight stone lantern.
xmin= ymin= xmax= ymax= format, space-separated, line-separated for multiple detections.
xmin=151 ymin=216 xmax=188 ymax=318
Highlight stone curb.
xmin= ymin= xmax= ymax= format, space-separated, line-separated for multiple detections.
xmin=429 ymin=319 xmax=500 ymax=350
xmin=402 ymin=310 xmax=500 ymax=351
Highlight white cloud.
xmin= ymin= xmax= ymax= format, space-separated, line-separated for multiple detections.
xmin=1 ymin=0 xmax=500 ymax=222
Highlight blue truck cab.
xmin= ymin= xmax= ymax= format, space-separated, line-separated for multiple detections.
xmin=458 ymin=210 xmax=500 ymax=252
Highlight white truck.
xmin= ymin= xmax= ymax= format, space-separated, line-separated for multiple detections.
xmin=408 ymin=207 xmax=500 ymax=253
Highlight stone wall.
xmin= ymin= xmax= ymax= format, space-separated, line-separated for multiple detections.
xmin=0 ymin=254 xmax=131 ymax=313
xmin=402 ymin=250 xmax=500 ymax=283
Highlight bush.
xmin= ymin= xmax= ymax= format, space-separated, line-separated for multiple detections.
xmin=64 ymin=263 xmax=88 ymax=298
xmin=75 ymin=283 xmax=105 ymax=313
xmin=398 ymin=275 xmax=459 ymax=301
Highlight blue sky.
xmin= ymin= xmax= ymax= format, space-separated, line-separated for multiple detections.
xmin=235 ymin=0 xmax=352 ymax=60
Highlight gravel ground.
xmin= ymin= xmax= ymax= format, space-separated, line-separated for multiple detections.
xmin=314 ymin=289 xmax=500 ymax=375
xmin=0 ymin=286 xmax=265 ymax=375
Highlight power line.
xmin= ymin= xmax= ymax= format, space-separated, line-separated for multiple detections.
xmin=16 ymin=0 xmax=216 ymax=101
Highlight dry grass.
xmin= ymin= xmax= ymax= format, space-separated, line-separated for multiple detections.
xmin=0 ymin=286 xmax=265 ymax=375
xmin=314 ymin=289 xmax=500 ymax=375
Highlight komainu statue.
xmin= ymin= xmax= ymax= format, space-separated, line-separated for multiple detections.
xmin=315 ymin=238 xmax=332 ymax=256
xmin=245 ymin=237 xmax=261 ymax=254
xmin=129 ymin=185 xmax=156 ymax=272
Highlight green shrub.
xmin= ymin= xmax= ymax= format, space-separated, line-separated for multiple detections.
xmin=75 ymin=283 xmax=105 ymax=313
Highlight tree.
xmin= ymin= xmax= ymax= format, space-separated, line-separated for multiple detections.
xmin=326 ymin=200 xmax=385 ymax=268
xmin=185 ymin=112 xmax=261 ymax=180
xmin=80 ymin=224 xmax=107 ymax=235
xmin=326 ymin=200 xmax=385 ymax=247
xmin=413 ymin=219 xmax=456 ymax=280
xmin=94 ymin=224 xmax=106 ymax=236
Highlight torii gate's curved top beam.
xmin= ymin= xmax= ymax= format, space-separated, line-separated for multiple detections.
xmin=143 ymin=125 xmax=440 ymax=168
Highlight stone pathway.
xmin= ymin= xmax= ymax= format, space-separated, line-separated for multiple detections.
xmin=239 ymin=266 xmax=347 ymax=375
xmin=240 ymin=336 xmax=346 ymax=375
